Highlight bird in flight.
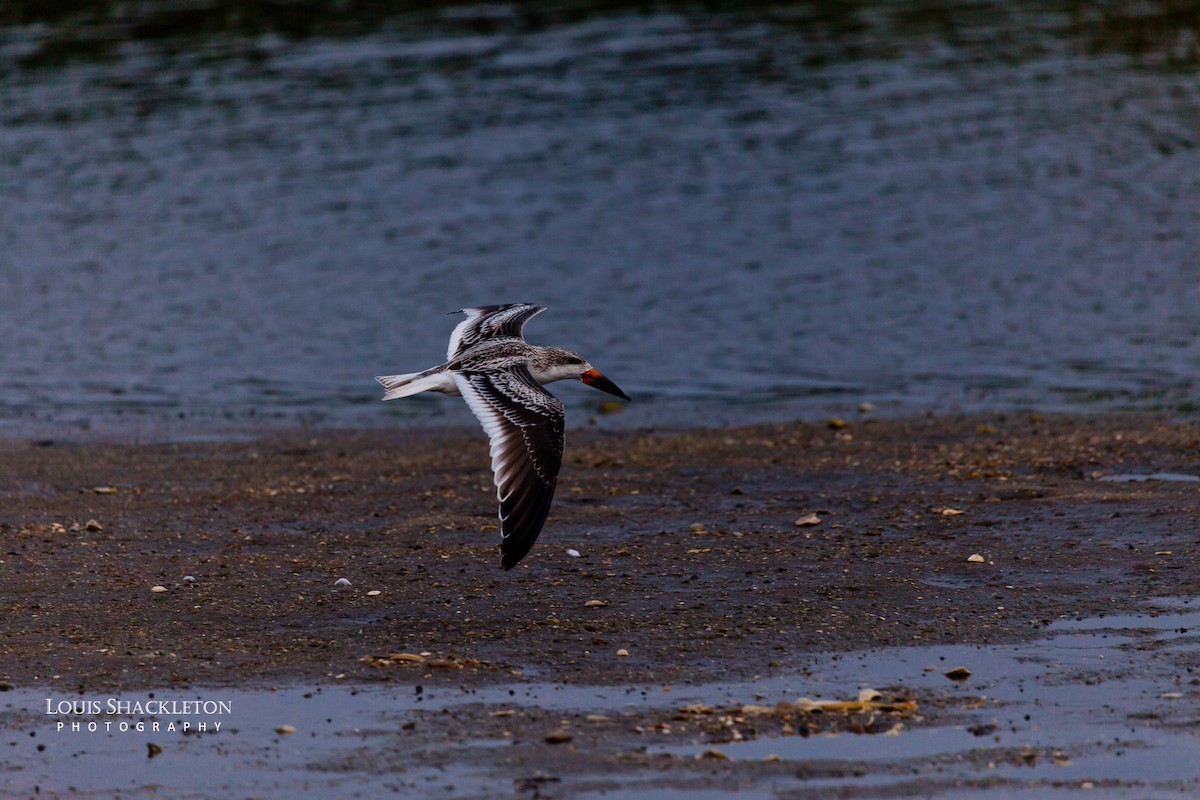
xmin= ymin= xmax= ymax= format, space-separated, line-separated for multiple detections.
xmin=376 ymin=303 xmax=630 ymax=569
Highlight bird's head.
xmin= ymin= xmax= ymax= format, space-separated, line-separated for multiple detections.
xmin=544 ymin=348 xmax=631 ymax=401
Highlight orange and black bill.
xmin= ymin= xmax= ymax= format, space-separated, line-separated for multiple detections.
xmin=580 ymin=368 xmax=631 ymax=401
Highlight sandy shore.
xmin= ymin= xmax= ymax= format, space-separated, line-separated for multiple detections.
xmin=1 ymin=412 xmax=1197 ymax=692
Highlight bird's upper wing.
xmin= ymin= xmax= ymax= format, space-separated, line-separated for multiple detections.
xmin=447 ymin=304 xmax=545 ymax=360
xmin=453 ymin=365 xmax=565 ymax=570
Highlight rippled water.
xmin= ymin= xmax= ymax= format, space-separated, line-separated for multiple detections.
xmin=2 ymin=3 xmax=1198 ymax=437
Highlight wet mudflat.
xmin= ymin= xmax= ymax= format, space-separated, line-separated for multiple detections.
xmin=3 ymin=602 xmax=1199 ymax=799
xmin=1 ymin=413 xmax=1199 ymax=797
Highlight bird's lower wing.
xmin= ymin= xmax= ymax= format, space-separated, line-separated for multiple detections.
xmin=453 ymin=367 xmax=565 ymax=569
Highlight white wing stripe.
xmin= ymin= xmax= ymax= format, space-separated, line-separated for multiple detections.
xmin=446 ymin=308 xmax=488 ymax=360
xmin=455 ymin=375 xmax=514 ymax=495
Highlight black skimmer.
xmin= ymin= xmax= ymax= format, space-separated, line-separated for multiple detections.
xmin=376 ymin=303 xmax=630 ymax=569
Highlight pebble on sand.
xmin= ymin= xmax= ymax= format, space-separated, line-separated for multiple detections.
xmin=85 ymin=519 xmax=103 ymax=532
xmin=699 ymin=748 xmax=731 ymax=760
xmin=150 ymin=585 xmax=168 ymax=593
xmin=944 ymin=666 xmax=972 ymax=681
xmin=367 ymin=590 xmax=381 ymax=596
xmin=274 ymin=724 xmax=296 ymax=735
xmin=334 ymin=578 xmax=351 ymax=587
xmin=566 ymin=548 xmax=581 ymax=558
xmin=967 ymin=553 xmax=986 ymax=563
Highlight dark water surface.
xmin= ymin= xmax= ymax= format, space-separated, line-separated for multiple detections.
xmin=2 ymin=3 xmax=1198 ymax=437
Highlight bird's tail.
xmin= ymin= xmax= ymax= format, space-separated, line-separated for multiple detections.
xmin=376 ymin=367 xmax=451 ymax=400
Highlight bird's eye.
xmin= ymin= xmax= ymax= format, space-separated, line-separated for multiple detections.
xmin=567 ymin=357 xmax=584 ymax=365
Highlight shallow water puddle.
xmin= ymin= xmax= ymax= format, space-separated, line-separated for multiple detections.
xmin=1096 ymin=472 xmax=1200 ymax=483
xmin=2 ymin=599 xmax=1198 ymax=798
xmin=662 ymin=599 xmax=1200 ymax=796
